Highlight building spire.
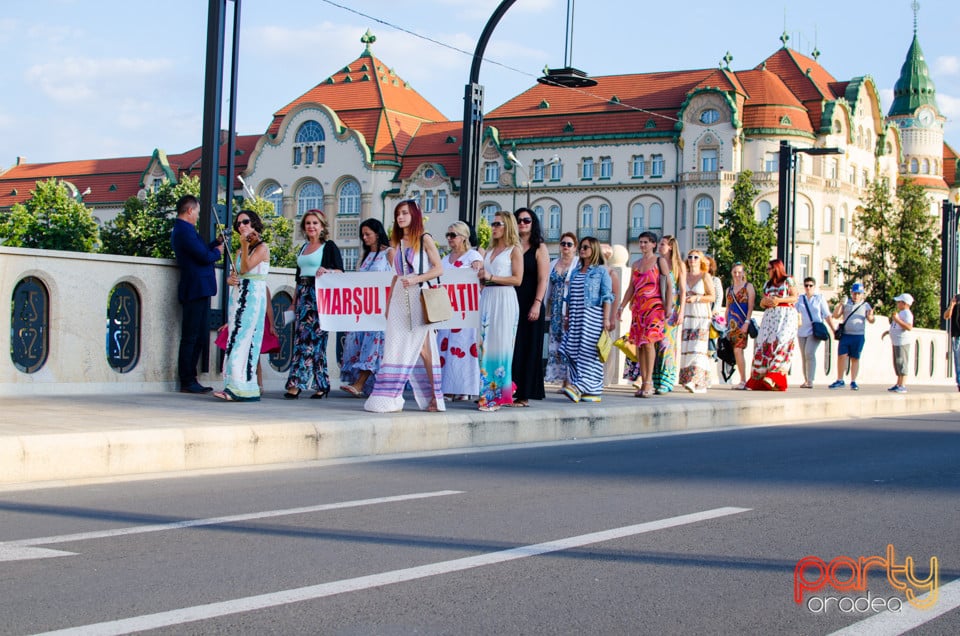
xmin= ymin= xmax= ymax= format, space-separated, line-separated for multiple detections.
xmin=888 ymin=3 xmax=937 ymax=117
xmin=912 ymin=0 xmax=920 ymax=35
xmin=361 ymin=29 xmax=376 ymax=55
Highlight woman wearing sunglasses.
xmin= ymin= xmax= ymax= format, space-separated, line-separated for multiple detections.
xmin=214 ymin=210 xmax=270 ymax=402
xmin=678 ymin=250 xmax=716 ymax=394
xmin=476 ymin=212 xmax=523 ymax=411
xmin=437 ymin=221 xmax=483 ymax=401
xmin=544 ymin=232 xmax=579 ymax=389
xmin=509 ymin=208 xmax=550 ymax=407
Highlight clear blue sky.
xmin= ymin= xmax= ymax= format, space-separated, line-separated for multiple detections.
xmin=1 ymin=0 xmax=957 ymax=167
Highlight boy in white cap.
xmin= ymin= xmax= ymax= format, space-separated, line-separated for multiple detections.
xmin=888 ymin=293 xmax=914 ymax=393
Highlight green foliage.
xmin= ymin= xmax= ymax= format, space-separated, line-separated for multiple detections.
xmin=0 ymin=178 xmax=100 ymax=252
xmin=477 ymin=216 xmax=492 ymax=249
xmin=707 ymin=171 xmax=777 ymax=301
xmin=100 ymin=176 xmax=201 ymax=259
xmin=838 ymin=179 xmax=940 ymax=327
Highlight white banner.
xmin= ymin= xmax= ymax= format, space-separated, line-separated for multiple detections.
xmin=316 ymin=268 xmax=481 ymax=331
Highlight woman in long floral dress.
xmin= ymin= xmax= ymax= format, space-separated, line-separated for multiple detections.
xmin=214 ymin=210 xmax=269 ymax=402
xmin=652 ymin=235 xmax=687 ymax=393
xmin=544 ymin=232 xmax=579 ymax=388
xmin=476 ymin=212 xmax=523 ymax=412
xmin=437 ymin=221 xmax=483 ymax=401
xmin=364 ymin=200 xmax=446 ymax=413
xmin=339 ymin=219 xmax=393 ymax=397
xmin=678 ymin=250 xmax=715 ymax=393
xmin=746 ymin=259 xmax=799 ymax=391
xmin=724 ymin=263 xmax=756 ymax=389
xmin=619 ymin=231 xmax=667 ymax=397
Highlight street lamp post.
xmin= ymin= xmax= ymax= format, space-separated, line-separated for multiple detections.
xmin=776 ymin=141 xmax=843 ymax=275
xmin=941 ymin=199 xmax=959 ymax=325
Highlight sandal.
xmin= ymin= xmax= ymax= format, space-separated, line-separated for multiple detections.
xmin=478 ymin=404 xmax=500 ymax=412
xmin=213 ymin=390 xmax=235 ymax=401
xmin=561 ymin=385 xmax=581 ymax=403
xmin=340 ymin=384 xmax=364 ymax=398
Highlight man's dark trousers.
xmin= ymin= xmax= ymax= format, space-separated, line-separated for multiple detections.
xmin=179 ymin=297 xmax=210 ymax=387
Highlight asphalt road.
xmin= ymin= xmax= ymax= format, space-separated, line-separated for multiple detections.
xmin=1 ymin=413 xmax=958 ymax=636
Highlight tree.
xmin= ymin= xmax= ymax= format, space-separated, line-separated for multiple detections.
xmin=707 ymin=170 xmax=777 ymax=300
xmin=476 ymin=216 xmax=492 ymax=250
xmin=0 ymin=178 xmax=100 ymax=252
xmin=100 ymin=176 xmax=201 ymax=259
xmin=838 ymin=179 xmax=939 ymax=327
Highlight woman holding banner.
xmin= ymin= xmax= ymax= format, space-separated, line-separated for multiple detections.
xmin=364 ymin=200 xmax=446 ymax=413
xmin=339 ymin=219 xmax=394 ymax=397
xmin=438 ymin=221 xmax=483 ymax=401
xmin=284 ymin=209 xmax=343 ymax=399
xmin=476 ymin=211 xmax=523 ymax=412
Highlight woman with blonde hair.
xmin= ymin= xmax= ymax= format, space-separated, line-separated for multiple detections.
xmin=364 ymin=200 xmax=446 ymax=412
xmin=284 ymin=209 xmax=343 ymax=399
xmin=438 ymin=221 xmax=483 ymax=400
xmin=678 ymin=250 xmax=715 ymax=393
xmin=476 ymin=211 xmax=523 ymax=411
xmin=652 ymin=235 xmax=687 ymax=393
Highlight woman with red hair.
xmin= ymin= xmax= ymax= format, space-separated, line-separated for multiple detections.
xmin=746 ymin=259 xmax=799 ymax=390
xmin=364 ymin=200 xmax=446 ymax=412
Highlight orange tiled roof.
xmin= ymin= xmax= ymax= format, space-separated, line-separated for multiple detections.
xmin=944 ymin=142 xmax=958 ymax=188
xmin=736 ymin=68 xmax=812 ymax=133
xmin=757 ymin=48 xmax=841 ymax=131
xmin=397 ymin=121 xmax=463 ymax=180
xmin=266 ymin=52 xmax=447 ymax=163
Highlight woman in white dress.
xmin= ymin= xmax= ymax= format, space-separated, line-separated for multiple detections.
xmin=678 ymin=250 xmax=715 ymax=393
xmin=364 ymin=200 xmax=445 ymax=413
xmin=438 ymin=221 xmax=483 ymax=401
xmin=476 ymin=212 xmax=523 ymax=412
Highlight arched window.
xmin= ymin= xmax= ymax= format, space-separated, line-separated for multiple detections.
xmin=797 ymin=202 xmax=811 ymax=230
xmin=580 ymin=204 xmax=594 ymax=232
xmin=294 ymin=120 xmax=325 ymax=166
xmin=823 ymin=206 xmax=834 ymax=233
xmin=598 ymin=204 xmax=611 ymax=230
xmin=548 ymin=205 xmax=561 ymax=234
xmin=297 ymin=181 xmax=324 ymax=217
xmin=695 ymin=197 xmax=713 ymax=227
xmin=338 ymin=180 xmax=361 ymax=216
xmin=649 ymin=202 xmax=664 ymax=230
xmin=630 ymin=202 xmax=645 ymax=236
xmin=533 ymin=205 xmax=545 ymax=227
xmin=757 ymin=200 xmax=773 ymax=223
xmin=259 ymin=183 xmax=283 ymax=216
xmin=480 ymin=203 xmax=500 ymax=224
xmin=910 ymin=158 xmax=919 ymax=174
xmin=922 ymin=159 xmax=930 ymax=175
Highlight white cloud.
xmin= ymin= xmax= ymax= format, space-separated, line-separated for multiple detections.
xmin=24 ymin=56 xmax=175 ymax=102
xmin=934 ymin=55 xmax=960 ymax=76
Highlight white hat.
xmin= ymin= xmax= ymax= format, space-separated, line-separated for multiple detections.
xmin=894 ymin=293 xmax=914 ymax=305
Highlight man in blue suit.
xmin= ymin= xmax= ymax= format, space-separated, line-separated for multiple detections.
xmin=171 ymin=194 xmax=224 ymax=393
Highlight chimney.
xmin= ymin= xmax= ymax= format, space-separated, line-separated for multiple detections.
xmin=16 ymin=156 xmax=27 ymax=166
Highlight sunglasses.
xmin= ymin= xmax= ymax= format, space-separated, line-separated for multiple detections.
xmin=687 ymin=255 xmax=700 ymax=260
xmin=235 ymin=218 xmax=251 ymax=227
xmin=517 ymin=217 xmax=533 ymax=225
xmin=804 ymin=283 xmax=814 ymax=288
xmin=445 ymin=232 xmax=459 ymax=239
xmin=491 ymin=221 xmax=505 ymax=228
xmin=560 ymin=241 xmax=575 ymax=247
xmin=579 ymin=245 xmax=591 ymax=250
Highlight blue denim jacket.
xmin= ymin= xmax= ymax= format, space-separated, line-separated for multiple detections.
xmin=566 ymin=265 xmax=614 ymax=308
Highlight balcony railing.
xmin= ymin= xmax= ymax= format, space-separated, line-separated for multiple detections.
xmin=546 ymin=227 xmax=561 ymax=242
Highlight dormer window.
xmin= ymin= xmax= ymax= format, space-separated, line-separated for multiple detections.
xmin=699 ymin=108 xmax=720 ymax=124
xmin=293 ymin=120 xmax=325 ymax=166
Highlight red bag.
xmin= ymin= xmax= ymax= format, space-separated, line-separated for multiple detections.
xmin=215 ymin=314 xmax=280 ymax=354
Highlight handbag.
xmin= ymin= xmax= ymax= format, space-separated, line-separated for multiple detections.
xmin=418 ymin=239 xmax=453 ymax=324
xmin=801 ymin=296 xmax=830 ymax=341
xmin=834 ymin=301 xmax=865 ymax=340
xmin=747 ymin=318 xmax=759 ymax=338
xmin=597 ymin=330 xmax=613 ymax=363
xmin=613 ymin=335 xmax=638 ymax=363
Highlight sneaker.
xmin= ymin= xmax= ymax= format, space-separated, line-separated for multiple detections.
xmin=850 ymin=381 xmax=859 ymax=391
xmin=828 ymin=380 xmax=845 ymax=389
xmin=894 ymin=386 xmax=907 ymax=393
xmin=888 ymin=385 xmax=900 ymax=392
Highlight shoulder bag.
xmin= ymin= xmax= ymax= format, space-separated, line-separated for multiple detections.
xmin=802 ymin=296 xmax=830 ymax=341
xmin=418 ymin=237 xmax=453 ymax=324
xmin=834 ymin=301 xmax=865 ymax=340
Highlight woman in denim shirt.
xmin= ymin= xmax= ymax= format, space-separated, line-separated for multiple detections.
xmin=559 ymin=237 xmax=615 ymax=402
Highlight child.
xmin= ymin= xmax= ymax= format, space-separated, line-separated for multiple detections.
xmin=888 ymin=293 xmax=914 ymax=393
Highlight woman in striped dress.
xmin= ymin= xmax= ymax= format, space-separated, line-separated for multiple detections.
xmin=559 ymin=237 xmax=614 ymax=403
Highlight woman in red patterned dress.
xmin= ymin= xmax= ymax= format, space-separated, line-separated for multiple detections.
xmin=618 ymin=232 xmax=668 ymax=398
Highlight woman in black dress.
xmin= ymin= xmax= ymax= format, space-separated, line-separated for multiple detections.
xmin=510 ymin=208 xmax=549 ymax=406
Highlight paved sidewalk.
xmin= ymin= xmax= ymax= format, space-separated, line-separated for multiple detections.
xmin=1 ymin=384 xmax=957 ymax=487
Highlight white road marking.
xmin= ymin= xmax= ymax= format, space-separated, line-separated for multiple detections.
xmin=827 ymin=577 xmax=960 ymax=636
xmin=2 ymin=490 xmax=462 ymax=551
xmin=33 ymin=506 xmax=750 ymax=636
xmin=0 ymin=545 xmax=76 ymax=562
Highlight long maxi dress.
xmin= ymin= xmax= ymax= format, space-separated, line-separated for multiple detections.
xmin=622 ymin=266 xmax=665 ymax=383
xmin=678 ymin=277 xmax=712 ymax=391
xmin=746 ymin=277 xmax=798 ymax=391
xmin=438 ymin=249 xmax=483 ymax=397
xmin=544 ymin=258 xmax=577 ymax=384
xmin=286 ymin=242 xmax=337 ymax=394
xmin=511 ymin=246 xmax=546 ymax=402
xmin=478 ymin=246 xmax=519 ymax=409
xmin=222 ymin=256 xmax=269 ymax=401
xmin=364 ymin=243 xmax=446 ymax=412
xmin=339 ymin=248 xmax=392 ymax=395
xmin=653 ymin=272 xmax=681 ymax=393
xmin=559 ymin=265 xmax=613 ymax=401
